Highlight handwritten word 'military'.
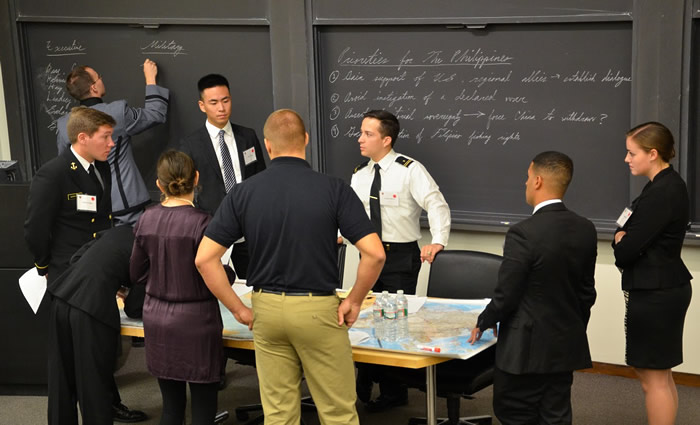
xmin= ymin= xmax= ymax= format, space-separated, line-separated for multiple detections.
xmin=337 ymin=47 xmax=390 ymax=66
xmin=141 ymin=40 xmax=187 ymax=57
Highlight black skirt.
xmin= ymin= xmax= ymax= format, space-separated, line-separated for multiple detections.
xmin=625 ymin=283 xmax=692 ymax=369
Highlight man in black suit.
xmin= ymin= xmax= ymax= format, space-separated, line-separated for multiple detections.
xmin=180 ymin=73 xmax=266 ymax=279
xmin=469 ymin=151 xmax=597 ymax=425
xmin=25 ymin=106 xmax=115 ymax=283
xmin=47 ymin=226 xmax=140 ymax=425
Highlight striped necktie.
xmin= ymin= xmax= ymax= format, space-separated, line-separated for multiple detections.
xmin=218 ymin=129 xmax=237 ymax=192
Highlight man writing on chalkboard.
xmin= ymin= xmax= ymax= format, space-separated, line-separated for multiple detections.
xmin=346 ymin=109 xmax=451 ymax=411
xmin=56 ymin=58 xmax=170 ymax=226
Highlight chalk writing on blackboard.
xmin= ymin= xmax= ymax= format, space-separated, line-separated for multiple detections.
xmin=324 ymin=47 xmax=631 ymax=146
xmin=45 ymin=40 xmax=87 ymax=57
xmin=140 ymin=40 xmax=187 ymax=57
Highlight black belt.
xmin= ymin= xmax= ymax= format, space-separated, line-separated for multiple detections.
xmin=254 ymin=287 xmax=336 ymax=296
xmin=382 ymin=241 xmax=418 ymax=251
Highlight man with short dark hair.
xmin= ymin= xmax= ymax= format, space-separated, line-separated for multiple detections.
xmin=180 ymin=73 xmax=266 ymax=279
xmin=469 ymin=151 xmax=597 ymax=425
xmin=349 ymin=109 xmax=451 ymax=410
xmin=195 ymin=109 xmax=385 ymax=425
xmin=57 ymin=59 xmax=169 ymax=226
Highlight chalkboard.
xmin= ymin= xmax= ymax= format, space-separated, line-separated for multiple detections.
xmin=689 ymin=20 xmax=700 ymax=227
xmin=24 ymin=23 xmax=273 ymax=189
xmin=316 ymin=23 xmax=633 ymax=228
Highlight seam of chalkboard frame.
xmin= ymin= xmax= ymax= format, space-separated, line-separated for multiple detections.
xmin=15 ymin=16 xmax=271 ymax=26
xmin=312 ymin=14 xmax=632 ymax=26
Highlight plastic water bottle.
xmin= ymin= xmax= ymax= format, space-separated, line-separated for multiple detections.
xmin=396 ymin=290 xmax=409 ymax=340
xmin=372 ymin=292 xmax=385 ymax=340
xmin=383 ymin=293 xmax=398 ymax=342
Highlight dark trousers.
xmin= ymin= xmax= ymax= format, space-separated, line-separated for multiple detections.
xmin=157 ymin=378 xmax=218 ymax=425
xmin=48 ymin=298 xmax=119 ymax=425
xmin=493 ymin=367 xmax=574 ymax=425
xmin=372 ymin=241 xmax=421 ymax=295
xmin=359 ymin=242 xmax=420 ymax=400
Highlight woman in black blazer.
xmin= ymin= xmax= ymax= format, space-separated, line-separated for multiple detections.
xmin=613 ymin=122 xmax=692 ymax=425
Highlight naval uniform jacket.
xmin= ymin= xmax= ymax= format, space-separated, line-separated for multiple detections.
xmin=180 ymin=122 xmax=266 ymax=216
xmin=48 ymin=226 xmax=134 ymax=330
xmin=476 ymin=202 xmax=597 ymax=374
xmin=24 ymin=149 xmax=113 ymax=283
xmin=56 ymin=84 xmax=169 ymax=216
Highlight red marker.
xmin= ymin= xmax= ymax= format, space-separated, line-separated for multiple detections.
xmin=417 ymin=345 xmax=441 ymax=353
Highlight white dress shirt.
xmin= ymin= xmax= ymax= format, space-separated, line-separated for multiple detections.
xmin=350 ymin=149 xmax=451 ymax=246
xmin=205 ymin=120 xmax=243 ymax=184
xmin=70 ymin=145 xmax=103 ymax=188
xmin=532 ymin=199 xmax=562 ymax=214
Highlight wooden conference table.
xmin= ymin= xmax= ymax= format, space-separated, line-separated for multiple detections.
xmin=121 ymin=321 xmax=451 ymax=425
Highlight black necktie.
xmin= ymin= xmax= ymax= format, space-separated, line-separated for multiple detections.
xmin=88 ymin=164 xmax=103 ymax=199
xmin=370 ymin=164 xmax=382 ymax=240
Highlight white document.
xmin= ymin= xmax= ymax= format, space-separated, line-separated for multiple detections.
xmin=18 ymin=268 xmax=47 ymax=314
xmin=348 ymin=329 xmax=371 ymax=345
xmin=407 ymin=295 xmax=427 ymax=314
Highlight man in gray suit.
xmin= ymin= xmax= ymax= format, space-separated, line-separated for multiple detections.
xmin=57 ymin=59 xmax=169 ymax=226
xmin=469 ymin=151 xmax=597 ymax=425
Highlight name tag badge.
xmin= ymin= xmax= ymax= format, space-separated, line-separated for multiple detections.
xmin=380 ymin=191 xmax=399 ymax=206
xmin=616 ymin=207 xmax=633 ymax=228
xmin=76 ymin=194 xmax=98 ymax=212
xmin=242 ymin=147 xmax=257 ymax=165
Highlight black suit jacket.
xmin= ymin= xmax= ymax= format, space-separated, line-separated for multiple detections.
xmin=613 ymin=166 xmax=693 ymax=290
xmin=476 ymin=202 xmax=597 ymax=374
xmin=180 ymin=122 xmax=266 ymax=215
xmin=48 ymin=226 xmax=134 ymax=330
xmin=24 ymin=149 xmax=113 ymax=282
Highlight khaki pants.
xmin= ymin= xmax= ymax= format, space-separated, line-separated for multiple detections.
xmin=252 ymin=291 xmax=359 ymax=425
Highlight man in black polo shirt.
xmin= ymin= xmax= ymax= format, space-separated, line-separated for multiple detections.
xmin=195 ymin=109 xmax=385 ymax=425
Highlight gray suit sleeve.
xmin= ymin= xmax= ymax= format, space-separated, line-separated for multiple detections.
xmin=123 ymin=84 xmax=170 ymax=136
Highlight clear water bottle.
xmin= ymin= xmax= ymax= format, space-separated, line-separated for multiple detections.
xmin=396 ymin=289 xmax=409 ymax=340
xmin=372 ymin=292 xmax=385 ymax=340
xmin=383 ymin=293 xmax=398 ymax=342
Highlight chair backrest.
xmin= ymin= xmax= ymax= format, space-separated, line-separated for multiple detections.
xmin=427 ymin=250 xmax=502 ymax=300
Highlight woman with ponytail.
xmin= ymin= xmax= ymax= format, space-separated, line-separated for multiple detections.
xmin=130 ymin=150 xmax=225 ymax=424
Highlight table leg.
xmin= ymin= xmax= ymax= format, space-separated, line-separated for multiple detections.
xmin=425 ymin=364 xmax=436 ymax=425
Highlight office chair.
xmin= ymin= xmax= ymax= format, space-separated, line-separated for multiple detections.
xmin=406 ymin=250 xmax=503 ymax=425
xmin=230 ymin=243 xmax=348 ymax=424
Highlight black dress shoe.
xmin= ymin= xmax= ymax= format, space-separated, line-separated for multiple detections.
xmin=365 ymin=394 xmax=409 ymax=413
xmin=112 ymin=403 xmax=148 ymax=423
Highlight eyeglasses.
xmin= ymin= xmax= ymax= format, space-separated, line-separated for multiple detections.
xmin=92 ymin=74 xmax=102 ymax=85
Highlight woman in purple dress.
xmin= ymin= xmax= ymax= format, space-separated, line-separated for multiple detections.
xmin=130 ymin=150 xmax=222 ymax=425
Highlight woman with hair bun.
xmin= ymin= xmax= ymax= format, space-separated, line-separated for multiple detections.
xmin=130 ymin=150 xmax=225 ymax=424
xmin=613 ymin=122 xmax=693 ymax=425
